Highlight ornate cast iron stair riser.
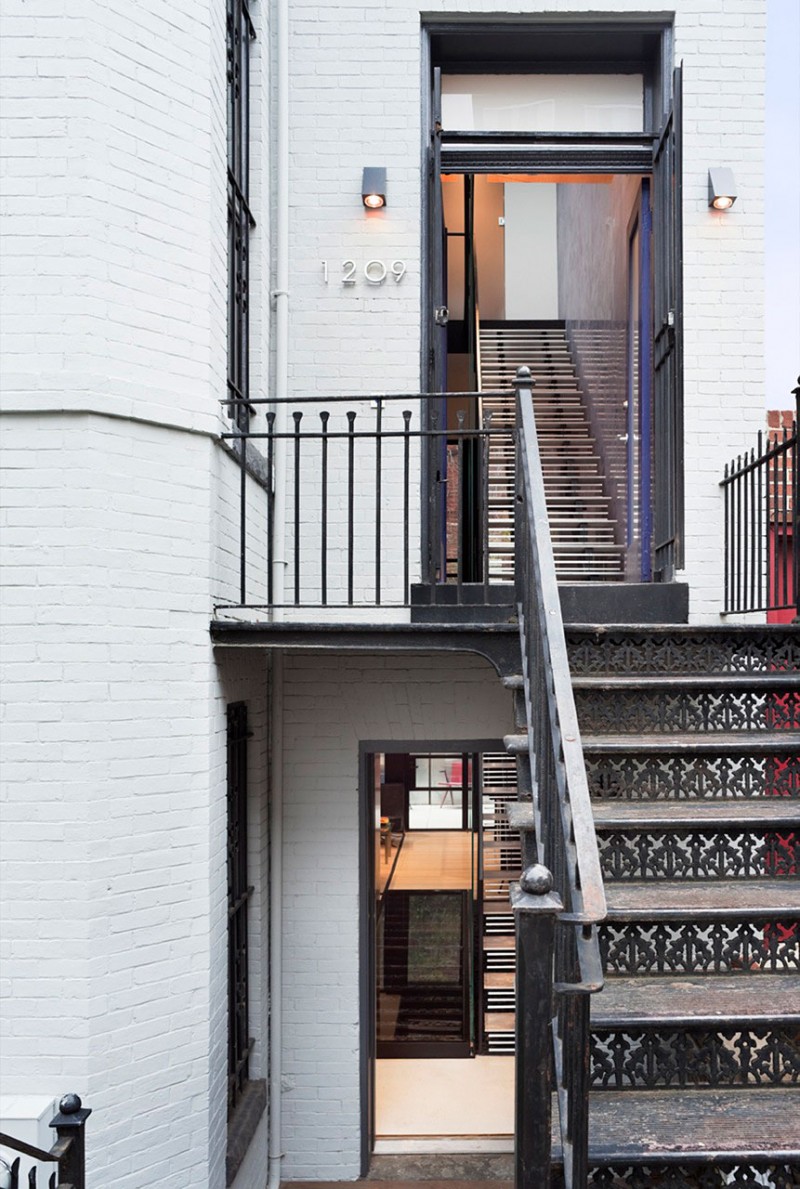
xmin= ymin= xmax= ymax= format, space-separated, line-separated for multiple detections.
xmin=585 ymin=751 xmax=800 ymax=800
xmin=506 ymin=624 xmax=800 ymax=1184
xmin=575 ymin=687 xmax=800 ymax=733
xmin=566 ymin=626 xmax=800 ymax=676
xmin=597 ymin=827 xmax=800 ymax=880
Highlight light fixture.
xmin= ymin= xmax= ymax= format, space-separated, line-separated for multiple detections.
xmin=708 ymin=168 xmax=737 ymax=210
xmin=362 ymin=167 xmax=386 ymax=209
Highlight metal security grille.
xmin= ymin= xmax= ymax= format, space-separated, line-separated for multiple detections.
xmin=227 ymin=0 xmax=256 ymax=429
xmin=227 ymin=702 xmax=253 ymax=1114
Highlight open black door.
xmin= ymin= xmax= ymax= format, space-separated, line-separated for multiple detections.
xmin=652 ymin=64 xmax=684 ymax=581
xmin=425 ymin=66 xmax=448 ymax=584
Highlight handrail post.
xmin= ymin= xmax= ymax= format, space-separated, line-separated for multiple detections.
xmin=513 ymin=866 xmax=562 ymax=1189
xmin=50 ymin=1094 xmax=91 ymax=1189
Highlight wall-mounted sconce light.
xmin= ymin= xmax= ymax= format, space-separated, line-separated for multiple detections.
xmin=362 ymin=167 xmax=387 ymax=209
xmin=708 ymin=168 xmax=737 ymax=210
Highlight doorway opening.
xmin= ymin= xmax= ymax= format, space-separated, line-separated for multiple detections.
xmin=423 ymin=47 xmax=683 ymax=586
xmin=436 ymin=170 xmax=653 ymax=584
xmin=366 ymin=748 xmax=519 ymax=1147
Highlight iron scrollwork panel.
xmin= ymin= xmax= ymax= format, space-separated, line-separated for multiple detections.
xmin=567 ymin=630 xmax=800 ymax=676
xmin=590 ymin=1024 xmax=800 ymax=1089
xmin=600 ymin=918 xmax=800 ymax=976
xmin=586 ymin=753 xmax=800 ymax=801
xmin=587 ymin=1164 xmax=800 ymax=1189
xmin=599 ymin=828 xmax=799 ymax=881
xmin=576 ymin=689 xmax=800 ymax=734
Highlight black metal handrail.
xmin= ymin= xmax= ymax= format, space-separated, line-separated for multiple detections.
xmin=0 ymin=1095 xmax=90 ymax=1189
xmin=218 ymin=392 xmax=515 ymax=610
xmin=721 ymin=380 xmax=798 ymax=619
xmin=513 ymin=366 xmax=606 ymax=1187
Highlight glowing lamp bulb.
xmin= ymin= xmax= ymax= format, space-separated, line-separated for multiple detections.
xmin=711 ymin=194 xmax=734 ymax=211
xmin=363 ymin=193 xmax=385 ymax=209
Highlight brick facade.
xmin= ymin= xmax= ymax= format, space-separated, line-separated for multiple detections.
xmin=0 ymin=1 xmax=772 ymax=1184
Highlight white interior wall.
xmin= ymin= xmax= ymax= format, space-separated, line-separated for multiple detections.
xmin=441 ymin=74 xmax=644 ymax=132
xmin=504 ymin=184 xmax=559 ymax=320
xmin=474 ymin=175 xmax=506 ymax=320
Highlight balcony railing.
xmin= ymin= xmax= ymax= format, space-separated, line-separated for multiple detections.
xmin=0 ymin=1096 xmax=90 ymax=1189
xmin=219 ymin=391 xmax=515 ymax=612
xmin=721 ymin=381 xmax=798 ymax=619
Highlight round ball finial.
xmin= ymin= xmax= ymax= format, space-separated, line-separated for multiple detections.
xmin=520 ymin=864 xmax=553 ymax=895
xmin=59 ymin=1093 xmax=82 ymax=1115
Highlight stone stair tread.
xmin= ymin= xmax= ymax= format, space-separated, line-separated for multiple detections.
xmin=506 ymin=802 xmax=535 ymax=830
xmin=591 ymin=973 xmax=800 ymax=1025
xmin=582 ymin=731 xmax=800 ymax=753
xmin=573 ymin=673 xmax=799 ymax=690
xmin=581 ymin=1088 xmax=800 ymax=1162
xmin=504 ymin=733 xmax=527 ymax=754
xmin=606 ymin=878 xmax=800 ymax=919
xmin=592 ymin=799 xmax=800 ymax=829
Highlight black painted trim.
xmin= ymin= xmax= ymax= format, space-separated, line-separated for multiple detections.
xmin=210 ymin=622 xmax=522 ymax=677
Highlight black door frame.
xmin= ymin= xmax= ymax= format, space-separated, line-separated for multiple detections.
xmin=359 ymin=737 xmax=503 ymax=1174
xmin=420 ymin=18 xmax=682 ymax=588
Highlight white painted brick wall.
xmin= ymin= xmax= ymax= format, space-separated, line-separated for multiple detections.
xmin=282 ymin=0 xmax=767 ymax=622
xmin=0 ymin=1 xmax=772 ymax=1186
xmin=0 ymin=416 xmax=252 ymax=1189
xmin=0 ymin=0 xmax=227 ymax=433
xmin=279 ymin=651 xmax=512 ymax=1179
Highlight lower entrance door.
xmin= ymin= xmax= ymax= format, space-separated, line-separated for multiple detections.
xmin=364 ymin=747 xmax=520 ymax=1154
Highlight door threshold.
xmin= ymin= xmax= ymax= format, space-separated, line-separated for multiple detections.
xmin=373 ymin=1137 xmax=513 ymax=1155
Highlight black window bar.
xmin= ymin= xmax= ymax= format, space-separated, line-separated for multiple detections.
xmin=227 ymin=702 xmax=253 ymax=1115
xmin=227 ymin=0 xmax=256 ymax=430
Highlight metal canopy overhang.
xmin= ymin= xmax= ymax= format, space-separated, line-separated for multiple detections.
xmin=440 ymin=131 xmax=655 ymax=175
xmin=427 ymin=20 xmax=666 ymax=74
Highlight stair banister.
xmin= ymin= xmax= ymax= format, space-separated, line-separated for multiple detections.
xmin=513 ymin=365 xmax=607 ymax=1189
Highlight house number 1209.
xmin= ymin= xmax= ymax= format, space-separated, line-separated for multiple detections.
xmin=321 ymin=260 xmax=407 ymax=286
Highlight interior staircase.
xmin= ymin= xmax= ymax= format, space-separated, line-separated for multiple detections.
xmin=377 ymin=889 xmax=469 ymax=1053
xmin=479 ymin=323 xmax=625 ymax=584
xmin=480 ymin=752 xmax=521 ymax=1053
xmin=504 ymin=624 xmax=800 ymax=1185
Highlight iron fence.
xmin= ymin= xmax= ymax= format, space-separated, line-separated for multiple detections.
xmin=0 ymin=1096 xmax=90 ymax=1189
xmin=721 ymin=381 xmax=798 ymax=619
xmin=219 ymin=392 xmax=515 ymax=610
xmin=514 ymin=367 xmax=607 ymax=1188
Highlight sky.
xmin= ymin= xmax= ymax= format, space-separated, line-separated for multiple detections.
xmin=765 ymin=0 xmax=800 ymax=405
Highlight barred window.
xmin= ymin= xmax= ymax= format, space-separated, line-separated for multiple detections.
xmin=227 ymin=0 xmax=256 ymax=429
xmin=227 ymin=702 xmax=253 ymax=1114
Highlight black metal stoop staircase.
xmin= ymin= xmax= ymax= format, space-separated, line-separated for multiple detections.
xmin=506 ymin=624 xmax=800 ymax=1187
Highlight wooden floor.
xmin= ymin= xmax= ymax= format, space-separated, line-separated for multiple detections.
xmin=387 ymin=831 xmax=475 ymax=892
